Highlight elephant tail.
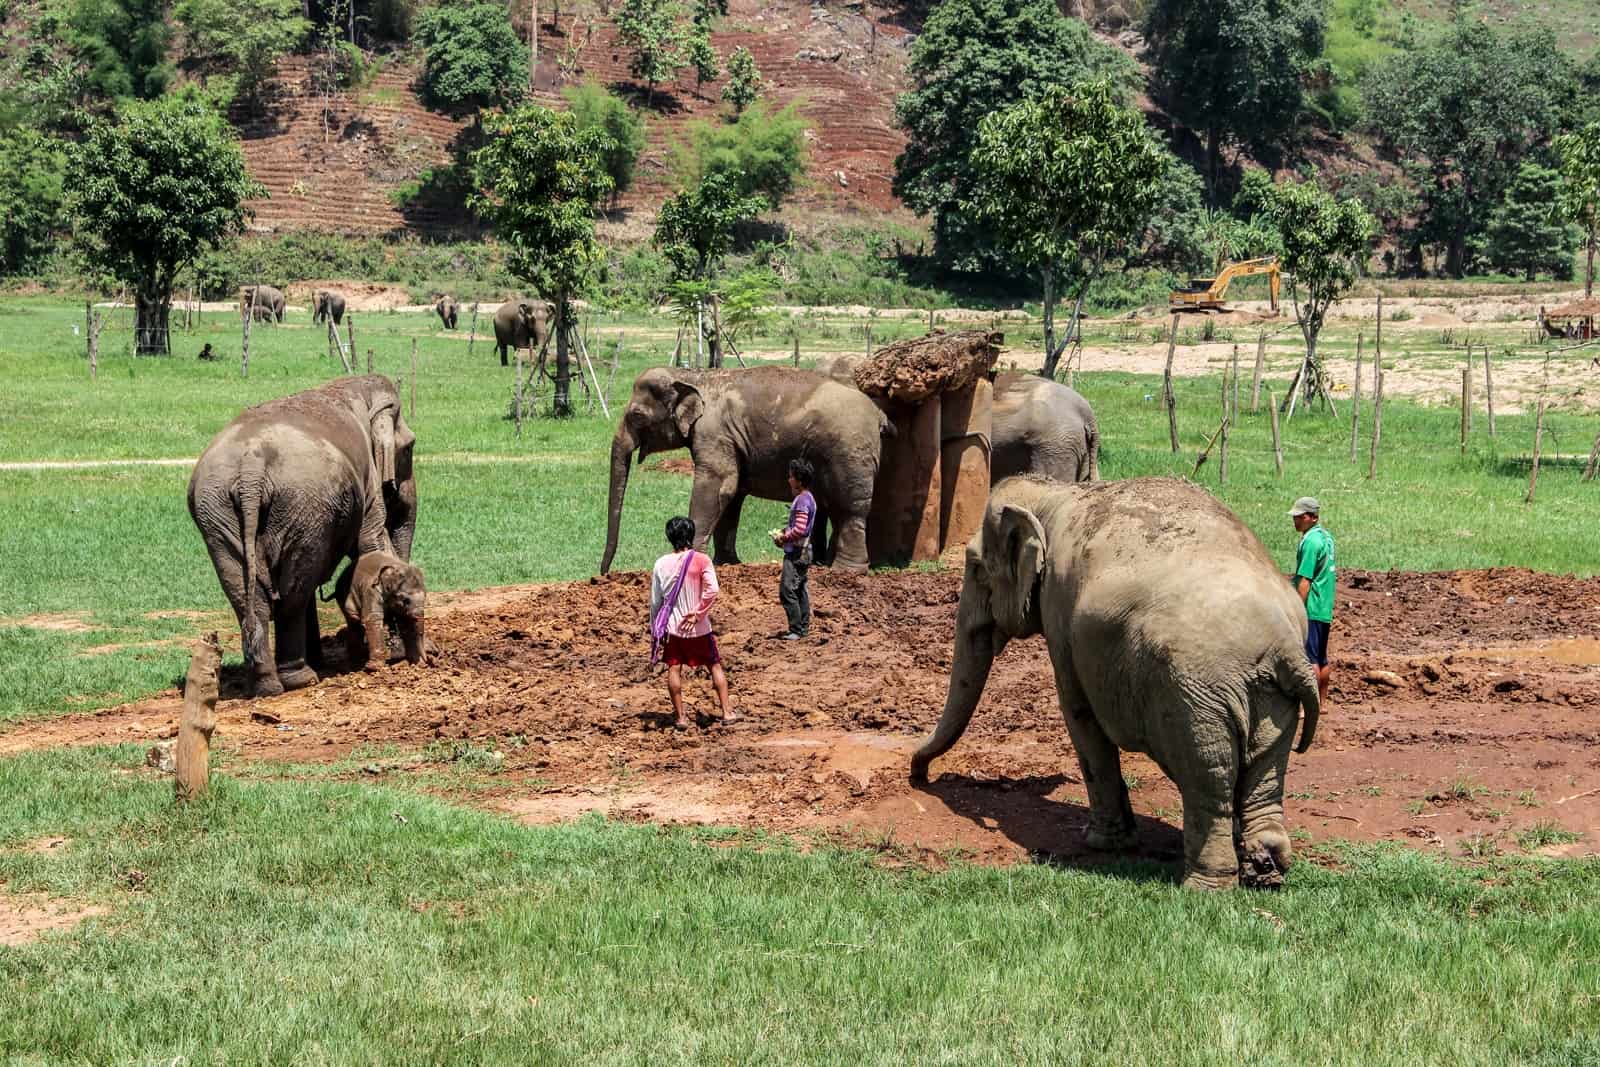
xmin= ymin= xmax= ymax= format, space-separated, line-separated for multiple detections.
xmin=1275 ymin=650 xmax=1320 ymax=754
xmin=1084 ymin=419 xmax=1100 ymax=481
xmin=238 ymin=457 xmax=276 ymax=651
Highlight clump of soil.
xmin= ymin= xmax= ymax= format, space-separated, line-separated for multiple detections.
xmin=853 ymin=330 xmax=1002 ymax=403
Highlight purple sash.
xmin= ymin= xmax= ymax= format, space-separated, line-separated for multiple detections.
xmin=650 ymin=552 xmax=695 ymax=664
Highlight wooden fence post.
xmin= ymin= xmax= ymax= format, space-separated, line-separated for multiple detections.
xmin=1349 ymin=333 xmax=1363 ymax=462
xmin=1249 ymin=332 xmax=1265 ymax=413
xmin=1218 ymin=365 xmax=1231 ymax=484
xmin=85 ymin=302 xmax=98 ymax=381
xmin=326 ymin=318 xmax=335 ymax=361
xmin=346 ymin=315 xmax=355 ymax=374
xmin=1582 ymin=430 xmax=1600 ymax=482
xmin=175 ymin=632 xmax=221 ymax=802
xmin=1367 ymin=296 xmax=1383 ymax=480
xmin=1267 ymin=386 xmax=1284 ymax=477
xmin=241 ymin=286 xmax=254 ymax=379
xmin=1163 ymin=315 xmax=1180 ymax=454
xmin=410 ymin=338 xmax=417 ymax=418
xmin=514 ymin=349 xmax=525 ymax=438
xmin=1230 ymin=343 xmax=1240 ymax=427
xmin=1460 ymin=367 xmax=1470 ymax=455
xmin=1526 ymin=355 xmax=1550 ymax=503
xmin=1483 ymin=344 xmax=1496 ymax=439
xmin=792 ymin=335 xmax=800 ymax=366
xmin=467 ymin=302 xmax=479 ymax=360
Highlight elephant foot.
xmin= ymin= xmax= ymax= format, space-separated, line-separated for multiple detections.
xmin=1239 ymin=826 xmax=1292 ymax=889
xmin=831 ymin=557 xmax=870 ymax=573
xmin=252 ymin=674 xmax=285 ymax=699
xmin=278 ymin=664 xmax=319 ymax=691
xmin=1084 ymin=818 xmax=1137 ymax=852
xmin=1181 ymin=867 xmax=1240 ymax=891
xmin=712 ymin=551 xmax=742 ymax=566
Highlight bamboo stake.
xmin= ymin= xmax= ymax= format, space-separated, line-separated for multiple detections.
xmin=1268 ymin=386 xmax=1284 ymax=477
xmin=241 ymin=283 xmax=254 ymax=379
xmin=347 ymin=315 xmax=356 ymax=375
xmin=1164 ymin=315 xmax=1179 ymax=453
xmin=1464 ymin=347 xmax=1473 ymax=434
xmin=326 ymin=318 xmax=335 ymax=361
xmin=1368 ymin=296 xmax=1384 ymax=480
xmin=467 ymin=302 xmax=479 ymax=360
xmin=604 ymin=335 xmax=622 ymax=412
xmin=85 ymin=302 xmax=96 ymax=381
xmin=1219 ymin=366 xmax=1231 ymax=484
xmin=792 ymin=335 xmax=800 ymax=366
xmin=1249 ymin=332 xmax=1265 ymax=413
xmin=1230 ymin=343 xmax=1240 ymax=427
xmin=514 ymin=349 xmax=524 ymax=438
xmin=1582 ymin=430 xmax=1600 ymax=482
xmin=1459 ymin=367 xmax=1470 ymax=455
xmin=575 ymin=326 xmax=610 ymax=419
xmin=1192 ymin=414 xmax=1230 ymax=478
xmin=1349 ymin=333 xmax=1363 ymax=462
xmin=1483 ymin=344 xmax=1496 ymax=439
xmin=409 ymin=338 xmax=417 ymax=418
xmin=1526 ymin=355 xmax=1550 ymax=503
xmin=174 ymin=632 xmax=221 ymax=802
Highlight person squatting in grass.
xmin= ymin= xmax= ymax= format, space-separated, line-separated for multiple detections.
xmin=772 ymin=457 xmax=817 ymax=640
xmin=650 ymin=515 xmax=739 ymax=729
xmin=1290 ymin=496 xmax=1336 ymax=708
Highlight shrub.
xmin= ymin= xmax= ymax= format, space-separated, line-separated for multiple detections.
xmin=0 ymin=126 xmax=68 ymax=276
xmin=414 ymin=3 xmax=528 ymax=113
xmin=671 ymin=101 xmax=808 ymax=208
xmin=562 ymin=82 xmax=646 ymax=202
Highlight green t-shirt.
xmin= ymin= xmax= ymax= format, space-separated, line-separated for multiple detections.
xmin=1294 ymin=525 xmax=1336 ymax=623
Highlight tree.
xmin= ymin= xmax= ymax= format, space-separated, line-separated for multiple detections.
xmin=1146 ymin=0 xmax=1325 ymax=204
xmin=654 ymin=172 xmax=767 ymax=367
xmin=414 ymin=3 xmax=528 ymax=113
xmin=964 ymin=82 xmax=1170 ymax=378
xmin=562 ymin=82 xmax=646 ymax=206
xmin=66 ymin=0 xmax=173 ymax=104
xmin=671 ymin=101 xmax=808 ymax=208
xmin=615 ymin=0 xmax=687 ymax=109
xmin=685 ymin=28 xmax=719 ymax=99
xmin=892 ymin=0 xmax=1132 ymax=273
xmin=1555 ymin=121 xmax=1600 ymax=297
xmin=174 ymin=0 xmax=308 ymax=109
xmin=1242 ymin=173 xmax=1375 ymax=412
xmin=1362 ymin=19 xmax=1572 ymax=277
xmin=1486 ymin=163 xmax=1578 ymax=282
xmin=0 ymin=127 xmax=67 ymax=276
xmin=720 ymin=45 xmax=762 ymax=115
xmin=471 ymin=105 xmax=614 ymax=416
xmin=68 ymin=92 xmax=264 ymax=354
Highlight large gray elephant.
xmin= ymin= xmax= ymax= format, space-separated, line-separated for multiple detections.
xmin=312 ymin=289 xmax=346 ymax=326
xmin=435 ymin=295 xmax=459 ymax=330
xmin=240 ymin=284 xmax=286 ymax=324
xmin=910 ymin=476 xmax=1320 ymax=890
xmin=188 ymin=375 xmax=418 ymax=698
xmin=494 ymin=298 xmax=553 ymax=366
xmin=600 ymin=366 xmax=892 ymax=574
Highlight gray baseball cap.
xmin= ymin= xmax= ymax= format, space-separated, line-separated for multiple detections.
xmin=1288 ymin=496 xmax=1321 ymax=517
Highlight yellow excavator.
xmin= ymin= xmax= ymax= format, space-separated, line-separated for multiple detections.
xmin=1170 ymin=256 xmax=1281 ymax=314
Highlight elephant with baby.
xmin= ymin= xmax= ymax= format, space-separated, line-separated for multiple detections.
xmin=600 ymin=367 xmax=892 ymax=574
xmin=313 ymin=290 xmax=346 ymax=326
xmin=494 ymin=298 xmax=553 ymax=366
xmin=188 ymin=375 xmax=418 ymax=698
xmin=911 ymin=476 xmax=1320 ymax=890
xmin=240 ymin=284 xmax=286 ymax=324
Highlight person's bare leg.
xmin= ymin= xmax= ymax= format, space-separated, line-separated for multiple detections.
xmin=1318 ymin=664 xmax=1331 ymax=708
xmin=667 ymin=665 xmax=690 ymax=728
xmin=710 ymin=663 xmax=738 ymax=722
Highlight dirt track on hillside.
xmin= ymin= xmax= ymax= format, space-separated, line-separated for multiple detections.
xmin=5 ymin=567 xmax=1598 ymax=873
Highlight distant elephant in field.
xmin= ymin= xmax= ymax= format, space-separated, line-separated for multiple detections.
xmin=494 ymin=298 xmax=553 ymax=366
xmin=435 ymin=295 xmax=459 ymax=330
xmin=600 ymin=367 xmax=892 ymax=574
xmin=334 ymin=550 xmax=426 ymax=672
xmin=911 ymin=476 xmax=1320 ymax=890
xmin=188 ymin=375 xmax=418 ymax=698
xmin=240 ymin=284 xmax=286 ymax=324
xmin=313 ymin=290 xmax=346 ymax=326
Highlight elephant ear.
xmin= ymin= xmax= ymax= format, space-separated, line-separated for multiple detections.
xmin=670 ymin=382 xmax=705 ymax=440
xmin=990 ymin=504 xmax=1047 ymax=636
xmin=370 ymin=406 xmax=398 ymax=486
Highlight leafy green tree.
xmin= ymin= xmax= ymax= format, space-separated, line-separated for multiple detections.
xmin=66 ymin=0 xmax=172 ymax=104
xmin=720 ymin=45 xmax=762 ymax=116
xmin=414 ymin=3 xmax=528 ymax=113
xmin=1486 ymin=163 xmax=1578 ymax=282
xmin=471 ymin=105 xmax=614 ymax=416
xmin=691 ymin=0 xmax=727 ymax=26
xmin=965 ymin=82 xmax=1170 ymax=378
xmin=174 ymin=0 xmax=308 ymax=109
xmin=615 ymin=0 xmax=687 ymax=110
xmin=672 ymin=101 xmax=808 ymax=208
xmin=1555 ymin=121 xmax=1600 ymax=296
xmin=655 ymin=172 xmax=767 ymax=367
xmin=1362 ymin=18 xmax=1572 ymax=277
xmin=1240 ymin=173 xmax=1375 ymax=411
xmin=68 ymin=92 xmax=265 ymax=354
xmin=0 ymin=126 xmax=67 ymax=276
xmin=893 ymin=0 xmax=1132 ymax=273
xmin=685 ymin=28 xmax=719 ymax=98
xmin=562 ymin=82 xmax=646 ymax=206
xmin=1146 ymin=0 xmax=1326 ymax=203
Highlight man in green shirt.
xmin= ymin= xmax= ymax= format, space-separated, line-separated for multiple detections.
xmin=1290 ymin=496 xmax=1335 ymax=707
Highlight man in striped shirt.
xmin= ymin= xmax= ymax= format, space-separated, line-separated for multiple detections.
xmin=772 ymin=457 xmax=816 ymax=640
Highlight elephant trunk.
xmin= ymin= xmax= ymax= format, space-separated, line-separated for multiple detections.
xmin=599 ymin=423 xmax=638 ymax=575
xmin=910 ymin=587 xmax=1004 ymax=782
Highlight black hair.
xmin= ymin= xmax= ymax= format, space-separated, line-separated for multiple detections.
xmin=665 ymin=515 xmax=696 ymax=551
xmin=788 ymin=457 xmax=814 ymax=488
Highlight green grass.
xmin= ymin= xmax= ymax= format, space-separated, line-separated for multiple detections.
xmin=0 ymin=745 xmax=1596 ymax=1064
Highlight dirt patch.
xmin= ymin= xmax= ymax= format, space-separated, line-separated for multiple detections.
xmin=0 ymin=893 xmax=106 ymax=946
xmin=0 ymin=613 xmax=94 ymax=634
xmin=645 ymin=457 xmax=696 ymax=477
xmin=282 ymin=281 xmax=419 ymax=311
xmin=12 ymin=837 xmax=69 ymax=854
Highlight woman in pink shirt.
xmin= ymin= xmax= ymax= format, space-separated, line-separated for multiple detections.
xmin=650 ymin=516 xmax=738 ymax=728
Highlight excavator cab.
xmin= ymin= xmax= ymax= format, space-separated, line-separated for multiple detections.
xmin=1170 ymin=256 xmax=1281 ymax=314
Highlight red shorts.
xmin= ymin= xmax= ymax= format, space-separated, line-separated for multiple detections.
xmin=662 ymin=633 xmax=721 ymax=667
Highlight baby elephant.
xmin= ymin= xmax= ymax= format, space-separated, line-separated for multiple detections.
xmin=334 ymin=552 xmax=427 ymax=671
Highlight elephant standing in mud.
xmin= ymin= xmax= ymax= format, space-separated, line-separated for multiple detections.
xmin=240 ymin=285 xmax=286 ymax=324
xmin=435 ymin=295 xmax=459 ymax=330
xmin=494 ymin=298 xmax=553 ymax=366
xmin=600 ymin=367 xmax=893 ymax=574
xmin=911 ymin=476 xmax=1320 ymax=890
xmin=312 ymin=290 xmax=346 ymax=326
xmin=334 ymin=550 xmax=426 ymax=672
xmin=188 ymin=375 xmax=418 ymax=698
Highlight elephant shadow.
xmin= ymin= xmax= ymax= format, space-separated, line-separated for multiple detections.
xmin=174 ymin=629 xmax=380 ymax=701
xmin=916 ymin=773 xmax=1184 ymax=885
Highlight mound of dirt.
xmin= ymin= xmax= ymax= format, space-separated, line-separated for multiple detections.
xmin=282 ymin=281 xmax=418 ymax=311
xmin=853 ymin=330 xmax=1002 ymax=403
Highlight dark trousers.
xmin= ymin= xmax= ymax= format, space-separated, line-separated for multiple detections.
xmin=780 ymin=554 xmax=811 ymax=636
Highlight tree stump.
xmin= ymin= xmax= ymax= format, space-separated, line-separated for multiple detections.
xmin=175 ymin=632 xmax=221 ymax=802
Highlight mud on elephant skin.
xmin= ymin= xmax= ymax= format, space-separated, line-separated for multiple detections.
xmin=188 ymin=375 xmax=418 ymax=699
xmin=333 ymin=550 xmax=427 ymax=671
xmin=911 ymin=476 xmax=1319 ymax=890
xmin=494 ymin=298 xmax=553 ymax=366
xmin=600 ymin=366 xmax=893 ymax=574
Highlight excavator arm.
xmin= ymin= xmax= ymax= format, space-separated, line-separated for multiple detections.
xmin=1171 ymin=256 xmax=1280 ymax=314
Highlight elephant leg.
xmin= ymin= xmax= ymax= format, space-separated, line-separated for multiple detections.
xmin=1172 ymin=721 xmax=1243 ymax=890
xmin=304 ymin=606 xmax=324 ymax=671
xmin=712 ymin=492 xmax=745 ymax=565
xmin=831 ymin=512 xmax=869 ymax=571
xmin=1236 ymin=697 xmax=1298 ymax=887
xmin=1053 ymin=661 xmax=1136 ymax=851
xmin=273 ymin=599 xmax=319 ymax=691
xmin=498 ymin=343 xmax=509 ymax=367
xmin=343 ymin=613 xmax=366 ymax=666
xmin=687 ymin=470 xmax=736 ymax=560
xmin=810 ymin=508 xmax=832 ymax=566
xmin=206 ymin=543 xmax=281 ymax=697
xmin=362 ymin=610 xmax=387 ymax=671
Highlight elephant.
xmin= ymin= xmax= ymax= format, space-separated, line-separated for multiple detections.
xmin=435 ymin=295 xmax=459 ymax=330
xmin=312 ymin=289 xmax=346 ymax=326
xmin=600 ymin=366 xmax=893 ymax=574
xmin=240 ymin=284 xmax=286 ymax=324
xmin=188 ymin=375 xmax=418 ymax=698
xmin=333 ymin=550 xmax=426 ymax=671
xmin=494 ymin=298 xmax=554 ymax=366
xmin=910 ymin=476 xmax=1321 ymax=890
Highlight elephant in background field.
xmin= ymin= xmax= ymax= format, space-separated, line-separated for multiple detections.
xmin=435 ymin=295 xmax=459 ymax=329
xmin=240 ymin=284 xmax=286 ymax=324
xmin=911 ymin=476 xmax=1320 ymax=890
xmin=313 ymin=290 xmax=346 ymax=326
xmin=494 ymin=298 xmax=553 ymax=366
xmin=188 ymin=375 xmax=418 ymax=698
xmin=600 ymin=366 xmax=892 ymax=574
